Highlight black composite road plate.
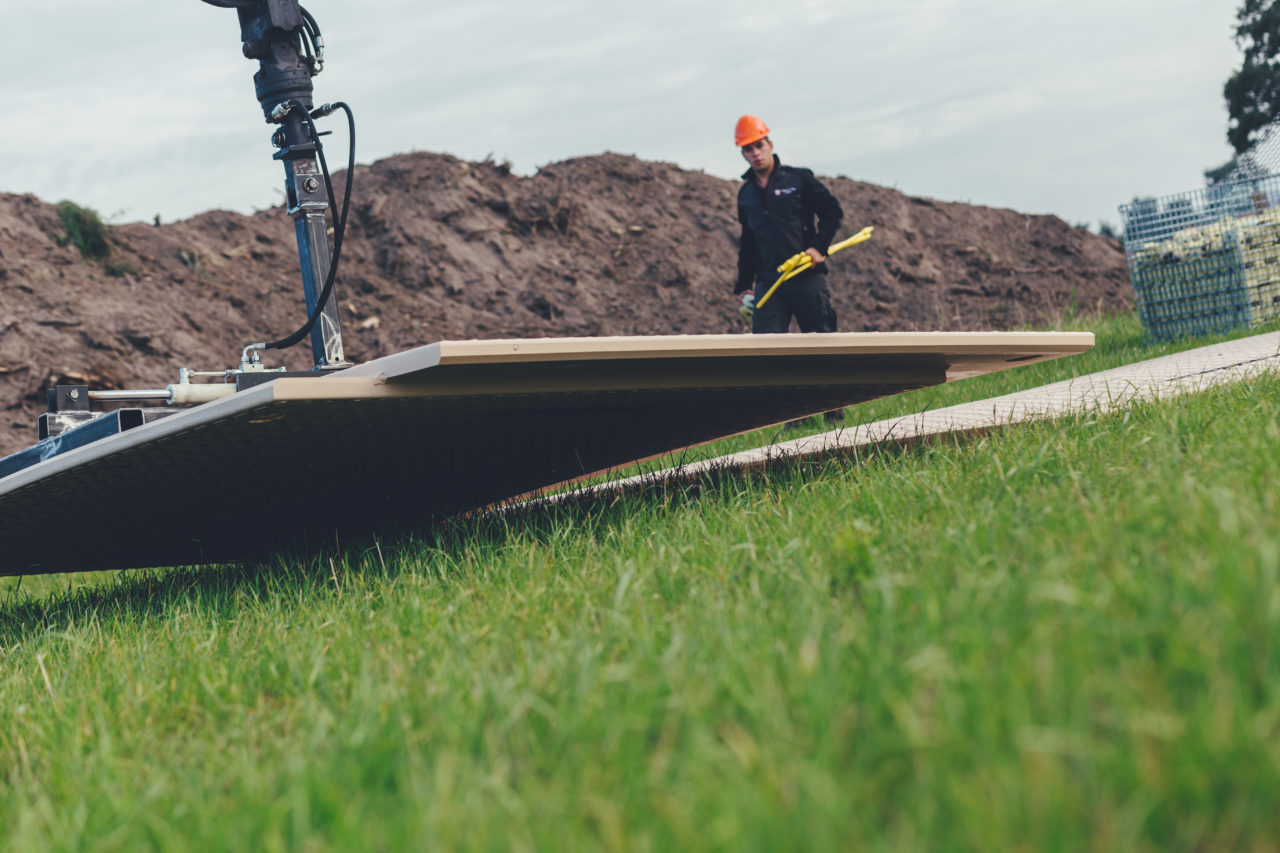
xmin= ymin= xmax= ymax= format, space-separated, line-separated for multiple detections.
xmin=0 ymin=332 xmax=1092 ymax=574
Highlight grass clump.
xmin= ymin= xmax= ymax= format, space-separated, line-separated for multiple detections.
xmin=55 ymin=201 xmax=110 ymax=260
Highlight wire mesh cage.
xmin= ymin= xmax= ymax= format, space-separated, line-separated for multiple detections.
xmin=1118 ymin=124 xmax=1280 ymax=342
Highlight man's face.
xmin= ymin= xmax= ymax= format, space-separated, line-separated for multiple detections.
xmin=741 ymin=137 xmax=773 ymax=172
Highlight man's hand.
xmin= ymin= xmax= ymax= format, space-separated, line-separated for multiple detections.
xmin=804 ymin=248 xmax=826 ymax=265
xmin=738 ymin=292 xmax=756 ymax=319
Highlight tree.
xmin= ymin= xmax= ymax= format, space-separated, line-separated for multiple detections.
xmin=1205 ymin=157 xmax=1240 ymax=185
xmin=1225 ymin=0 xmax=1280 ymax=153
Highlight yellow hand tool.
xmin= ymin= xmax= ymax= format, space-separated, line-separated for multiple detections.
xmin=754 ymin=226 xmax=874 ymax=310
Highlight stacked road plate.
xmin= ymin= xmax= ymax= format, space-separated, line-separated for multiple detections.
xmin=0 ymin=332 xmax=1092 ymax=575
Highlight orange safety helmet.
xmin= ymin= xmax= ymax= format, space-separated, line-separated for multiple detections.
xmin=734 ymin=115 xmax=770 ymax=148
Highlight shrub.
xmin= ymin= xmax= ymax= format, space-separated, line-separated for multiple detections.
xmin=56 ymin=201 xmax=110 ymax=260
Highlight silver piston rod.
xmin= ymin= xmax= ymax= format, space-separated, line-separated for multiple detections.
xmin=87 ymin=389 xmax=171 ymax=402
xmin=89 ymin=384 xmax=236 ymax=406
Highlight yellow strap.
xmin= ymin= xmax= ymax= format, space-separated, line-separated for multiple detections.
xmin=756 ymin=226 xmax=874 ymax=310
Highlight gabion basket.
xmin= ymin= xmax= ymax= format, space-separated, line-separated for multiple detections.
xmin=1119 ymin=176 xmax=1280 ymax=341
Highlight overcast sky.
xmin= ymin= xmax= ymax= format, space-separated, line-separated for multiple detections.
xmin=0 ymin=0 xmax=1239 ymax=232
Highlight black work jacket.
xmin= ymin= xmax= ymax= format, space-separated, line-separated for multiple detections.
xmin=735 ymin=156 xmax=844 ymax=294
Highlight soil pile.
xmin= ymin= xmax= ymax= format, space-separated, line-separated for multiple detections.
xmin=0 ymin=151 xmax=1131 ymax=457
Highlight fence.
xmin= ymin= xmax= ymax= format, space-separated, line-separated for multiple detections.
xmin=1118 ymin=175 xmax=1280 ymax=341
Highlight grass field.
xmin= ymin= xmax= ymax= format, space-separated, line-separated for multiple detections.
xmin=1 ymin=312 xmax=1278 ymax=850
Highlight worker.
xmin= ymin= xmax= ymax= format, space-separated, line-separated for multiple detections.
xmin=733 ymin=115 xmax=846 ymax=426
xmin=733 ymin=114 xmax=844 ymax=335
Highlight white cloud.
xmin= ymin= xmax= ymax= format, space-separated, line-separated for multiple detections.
xmin=0 ymin=0 xmax=1243 ymax=230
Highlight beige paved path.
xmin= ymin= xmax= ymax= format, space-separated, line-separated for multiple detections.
xmin=583 ymin=330 xmax=1280 ymax=492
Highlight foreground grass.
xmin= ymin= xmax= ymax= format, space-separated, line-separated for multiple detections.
xmin=1 ymin=343 xmax=1278 ymax=848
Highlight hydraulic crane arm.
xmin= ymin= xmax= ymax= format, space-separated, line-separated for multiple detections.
xmin=202 ymin=0 xmax=349 ymax=369
xmin=201 ymin=0 xmax=323 ymax=120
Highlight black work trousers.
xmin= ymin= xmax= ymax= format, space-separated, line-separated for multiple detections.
xmin=751 ymin=270 xmax=838 ymax=334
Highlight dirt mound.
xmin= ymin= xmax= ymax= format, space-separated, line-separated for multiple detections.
xmin=0 ymin=151 xmax=1131 ymax=457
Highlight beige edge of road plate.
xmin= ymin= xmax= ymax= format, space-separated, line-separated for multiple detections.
xmin=0 ymin=331 xmax=1091 ymax=575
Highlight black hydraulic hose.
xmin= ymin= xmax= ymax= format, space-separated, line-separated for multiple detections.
xmin=264 ymin=100 xmax=355 ymax=352
xmin=301 ymin=7 xmax=321 ymax=49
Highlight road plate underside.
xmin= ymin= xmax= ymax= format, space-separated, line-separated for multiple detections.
xmin=0 ymin=332 xmax=1091 ymax=574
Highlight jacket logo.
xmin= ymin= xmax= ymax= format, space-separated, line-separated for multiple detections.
xmin=774 ymin=187 xmax=797 ymax=196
